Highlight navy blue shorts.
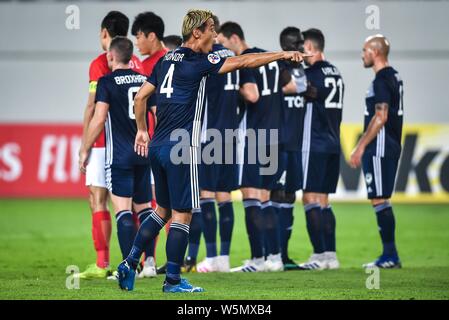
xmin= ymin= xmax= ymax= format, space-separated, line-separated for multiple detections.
xmin=271 ymin=150 xmax=303 ymax=193
xmin=150 ymin=145 xmax=200 ymax=211
xmin=106 ymin=164 xmax=152 ymax=204
xmin=199 ymin=143 xmax=239 ymax=192
xmin=239 ymin=143 xmax=284 ymax=190
xmin=362 ymin=155 xmax=399 ymax=199
xmin=302 ymin=152 xmax=339 ymax=194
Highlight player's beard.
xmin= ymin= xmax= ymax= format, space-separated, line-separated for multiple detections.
xmin=363 ymin=58 xmax=373 ymax=68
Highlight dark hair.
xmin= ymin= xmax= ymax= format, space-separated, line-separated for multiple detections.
xmin=212 ymin=15 xmax=220 ymax=33
xmin=280 ymin=26 xmax=303 ymax=51
xmin=163 ymin=35 xmax=183 ymax=49
xmin=131 ymin=11 xmax=164 ymax=40
xmin=101 ymin=11 xmax=129 ymax=38
xmin=219 ymin=21 xmax=245 ymax=40
xmin=109 ymin=36 xmax=133 ymax=64
xmin=302 ymin=28 xmax=325 ymax=52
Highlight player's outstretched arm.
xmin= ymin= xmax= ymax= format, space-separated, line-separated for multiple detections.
xmin=79 ymin=102 xmax=109 ymax=173
xmin=134 ymin=81 xmax=156 ymax=157
xmin=218 ymin=51 xmax=309 ymax=74
xmin=350 ymin=103 xmax=389 ymax=168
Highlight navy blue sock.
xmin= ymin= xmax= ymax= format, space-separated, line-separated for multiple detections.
xmin=187 ymin=208 xmax=202 ymax=260
xmin=137 ymin=208 xmax=156 ymax=259
xmin=201 ymin=198 xmax=217 ymax=258
xmin=126 ymin=210 xmax=166 ymax=269
xmin=218 ymin=201 xmax=234 ymax=256
xmin=280 ymin=202 xmax=294 ymax=261
xmin=374 ymin=202 xmax=398 ymax=257
xmin=322 ymin=205 xmax=336 ymax=252
xmin=304 ymin=203 xmax=325 ymax=254
xmin=262 ymin=201 xmax=281 ymax=256
xmin=116 ymin=210 xmax=137 ymax=260
xmin=165 ymin=222 xmax=190 ymax=285
xmin=243 ymin=199 xmax=264 ymax=258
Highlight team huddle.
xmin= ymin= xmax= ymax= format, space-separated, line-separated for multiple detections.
xmin=77 ymin=9 xmax=404 ymax=293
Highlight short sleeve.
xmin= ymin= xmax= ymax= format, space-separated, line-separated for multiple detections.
xmin=89 ymin=59 xmax=103 ymax=82
xmin=147 ymin=58 xmax=161 ymax=88
xmin=199 ymin=53 xmax=226 ymax=76
xmin=94 ymin=77 xmax=110 ymax=104
xmin=239 ymin=68 xmax=256 ymax=86
xmin=373 ymin=78 xmax=391 ymax=104
xmin=147 ymin=93 xmax=157 ymax=108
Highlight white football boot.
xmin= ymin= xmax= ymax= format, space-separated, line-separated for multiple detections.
xmin=138 ymin=256 xmax=157 ymax=278
xmin=196 ymin=257 xmax=219 ymax=273
xmin=264 ymin=253 xmax=284 ymax=272
xmin=230 ymin=257 xmax=266 ymax=272
xmin=298 ymin=253 xmax=327 ymax=270
xmin=324 ymin=251 xmax=340 ymax=270
xmin=216 ymin=255 xmax=231 ymax=273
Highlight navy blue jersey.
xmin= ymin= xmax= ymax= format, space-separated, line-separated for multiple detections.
xmin=279 ymin=61 xmax=307 ymax=151
xmin=202 ymin=44 xmax=256 ymax=140
xmin=148 ymin=47 xmax=226 ymax=147
xmin=242 ymin=47 xmax=283 ymax=145
xmin=303 ymin=60 xmax=344 ymax=154
xmin=95 ymin=69 xmax=150 ymax=166
xmin=364 ymin=66 xmax=403 ymax=158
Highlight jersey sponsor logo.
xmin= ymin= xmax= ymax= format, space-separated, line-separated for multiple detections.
xmin=284 ymin=96 xmax=304 ymax=108
xmin=89 ymin=81 xmax=97 ymax=93
xmin=207 ymin=53 xmax=221 ymax=64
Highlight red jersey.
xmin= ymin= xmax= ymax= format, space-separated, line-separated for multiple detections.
xmin=88 ymin=53 xmax=143 ymax=147
xmin=141 ymin=48 xmax=168 ymax=139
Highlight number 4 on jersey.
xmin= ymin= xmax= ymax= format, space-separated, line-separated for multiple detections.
xmin=160 ymin=64 xmax=175 ymax=98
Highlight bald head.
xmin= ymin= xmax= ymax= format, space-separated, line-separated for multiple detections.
xmin=365 ymin=34 xmax=390 ymax=57
xmin=362 ymin=34 xmax=390 ymax=68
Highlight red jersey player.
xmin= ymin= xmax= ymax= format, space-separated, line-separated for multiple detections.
xmin=77 ymin=11 xmax=142 ymax=279
xmin=130 ymin=11 xmax=169 ymax=278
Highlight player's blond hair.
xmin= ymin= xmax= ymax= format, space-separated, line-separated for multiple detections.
xmin=182 ymin=9 xmax=213 ymax=40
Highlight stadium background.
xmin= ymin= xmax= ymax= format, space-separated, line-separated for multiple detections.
xmin=0 ymin=0 xmax=448 ymax=300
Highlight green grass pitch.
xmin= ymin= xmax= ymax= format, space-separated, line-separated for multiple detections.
xmin=0 ymin=199 xmax=448 ymax=300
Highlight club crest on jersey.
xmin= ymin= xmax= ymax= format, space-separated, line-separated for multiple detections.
xmin=207 ymin=53 xmax=221 ymax=64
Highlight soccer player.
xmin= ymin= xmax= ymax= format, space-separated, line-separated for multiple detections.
xmin=218 ymin=22 xmax=285 ymax=272
xmin=131 ymin=10 xmax=168 ymax=279
xmin=117 ymin=9 xmax=308 ymax=293
xmin=164 ymin=35 xmax=183 ymax=50
xmin=298 ymin=29 xmax=343 ymax=270
xmin=79 ymin=36 xmax=153 ymax=277
xmin=276 ymin=26 xmax=308 ymax=270
xmin=350 ymin=35 xmax=403 ymax=269
xmin=189 ymin=15 xmax=259 ymax=273
xmin=77 ymin=11 xmax=142 ymax=279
